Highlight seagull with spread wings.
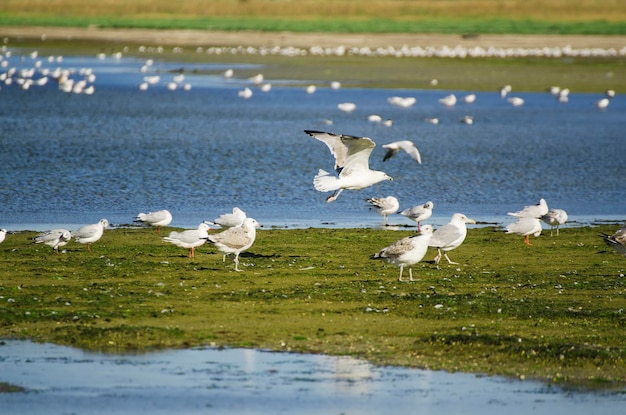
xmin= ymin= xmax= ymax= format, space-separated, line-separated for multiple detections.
xmin=305 ymin=130 xmax=393 ymax=203
xmin=382 ymin=140 xmax=422 ymax=164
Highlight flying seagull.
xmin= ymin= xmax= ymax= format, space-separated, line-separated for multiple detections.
xmin=382 ymin=140 xmax=422 ymax=164
xmin=305 ymin=130 xmax=393 ymax=203
xmin=372 ymin=225 xmax=434 ymax=282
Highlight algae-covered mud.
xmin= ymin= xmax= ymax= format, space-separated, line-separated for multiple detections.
xmin=1 ymin=225 xmax=625 ymax=388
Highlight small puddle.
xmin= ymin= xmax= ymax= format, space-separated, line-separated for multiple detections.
xmin=0 ymin=340 xmax=623 ymax=414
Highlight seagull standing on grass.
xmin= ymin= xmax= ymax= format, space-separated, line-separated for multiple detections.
xmin=428 ymin=213 xmax=476 ymax=265
xmin=134 ymin=209 xmax=172 ymax=234
xmin=35 ymin=229 xmax=72 ymax=255
xmin=541 ymin=208 xmax=568 ymax=236
xmin=305 ymin=130 xmax=393 ymax=203
xmin=400 ymin=201 xmax=434 ymax=231
xmin=372 ymin=225 xmax=434 ymax=282
xmin=507 ymin=198 xmax=549 ymax=219
xmin=213 ymin=207 xmax=246 ymax=228
xmin=0 ymin=229 xmax=7 ymax=244
xmin=506 ymin=217 xmax=543 ymax=245
xmin=366 ymin=196 xmax=400 ymax=225
xmin=206 ymin=217 xmax=261 ymax=271
xmin=72 ymin=219 xmax=109 ymax=252
xmin=381 ymin=140 xmax=422 ymax=164
xmin=163 ymin=222 xmax=211 ymax=259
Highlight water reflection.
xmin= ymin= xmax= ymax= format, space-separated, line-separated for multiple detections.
xmin=0 ymin=340 xmax=624 ymax=415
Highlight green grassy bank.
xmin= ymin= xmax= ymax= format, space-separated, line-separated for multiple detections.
xmin=1 ymin=224 xmax=625 ymax=389
xmin=1 ymin=0 xmax=625 ymax=35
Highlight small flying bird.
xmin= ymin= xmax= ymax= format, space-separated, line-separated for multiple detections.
xmin=34 ymin=229 xmax=72 ymax=255
xmin=72 ymin=218 xmax=109 ymax=252
xmin=368 ymin=114 xmax=383 ymax=123
xmin=461 ymin=115 xmax=473 ymax=125
xmin=506 ymin=217 xmax=542 ymax=245
xmin=206 ymin=217 xmax=261 ymax=271
xmin=600 ymin=224 xmax=626 ymax=257
xmin=305 ymin=130 xmax=393 ymax=203
xmin=372 ymin=225 xmax=434 ymax=282
xmin=428 ymin=213 xmax=476 ymax=265
xmin=382 ymin=140 xmax=422 ymax=164
xmin=541 ymin=208 xmax=568 ymax=236
xmin=366 ymin=196 xmax=400 ymax=225
xmin=163 ymin=222 xmax=211 ymax=259
xmin=134 ymin=209 xmax=172 ymax=234
xmin=425 ymin=117 xmax=439 ymax=125
xmin=507 ymin=198 xmax=549 ymax=219
xmin=213 ymin=207 xmax=247 ymax=228
xmin=400 ymin=201 xmax=434 ymax=231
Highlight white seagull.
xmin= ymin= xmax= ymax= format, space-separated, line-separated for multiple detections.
xmin=507 ymin=97 xmax=525 ymax=107
xmin=382 ymin=140 xmax=422 ymax=164
xmin=213 ymin=207 xmax=247 ymax=228
xmin=387 ymin=96 xmax=416 ymax=108
xmin=428 ymin=213 xmax=476 ymax=265
xmin=337 ymin=102 xmax=356 ymax=112
xmin=506 ymin=217 xmax=542 ymax=245
xmin=366 ymin=196 xmax=400 ymax=225
xmin=0 ymin=229 xmax=7 ymax=244
xmin=305 ymin=130 xmax=393 ymax=203
xmin=163 ymin=222 xmax=211 ymax=259
xmin=507 ymin=198 xmax=549 ymax=219
xmin=596 ymin=98 xmax=610 ymax=110
xmin=72 ymin=219 xmax=109 ymax=252
xmin=134 ymin=209 xmax=172 ymax=233
xmin=35 ymin=229 xmax=72 ymax=255
xmin=463 ymin=93 xmax=476 ymax=104
xmin=207 ymin=217 xmax=261 ymax=271
xmin=372 ymin=225 xmax=434 ymax=282
xmin=541 ymin=208 xmax=568 ymax=236
xmin=438 ymin=94 xmax=457 ymax=108
xmin=400 ymin=201 xmax=434 ymax=231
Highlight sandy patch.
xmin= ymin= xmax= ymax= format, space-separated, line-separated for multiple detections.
xmin=2 ymin=26 xmax=625 ymax=49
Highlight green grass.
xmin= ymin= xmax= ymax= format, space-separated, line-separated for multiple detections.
xmin=0 ymin=14 xmax=625 ymax=35
xmin=1 ymin=224 xmax=625 ymax=389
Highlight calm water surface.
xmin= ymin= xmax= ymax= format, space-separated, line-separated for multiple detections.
xmin=0 ymin=51 xmax=624 ymax=231
xmin=1 ymin=340 xmax=625 ymax=415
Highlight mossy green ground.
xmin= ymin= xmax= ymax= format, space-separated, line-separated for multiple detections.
xmin=1 ymin=224 xmax=625 ymax=389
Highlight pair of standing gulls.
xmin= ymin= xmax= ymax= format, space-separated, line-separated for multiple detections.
xmin=505 ymin=199 xmax=569 ymax=244
xmin=372 ymin=213 xmax=476 ymax=281
xmin=162 ymin=207 xmax=260 ymax=271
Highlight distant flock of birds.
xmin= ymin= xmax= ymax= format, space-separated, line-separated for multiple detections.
xmin=0 ymin=129 xmax=624 ymax=277
xmin=0 ymin=44 xmax=617 ymax=115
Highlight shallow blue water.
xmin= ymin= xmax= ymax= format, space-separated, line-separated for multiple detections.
xmin=1 ymin=340 xmax=624 ymax=415
xmin=0 ymin=51 xmax=625 ymax=231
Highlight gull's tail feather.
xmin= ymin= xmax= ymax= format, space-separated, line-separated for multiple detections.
xmin=313 ymin=169 xmax=340 ymax=192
